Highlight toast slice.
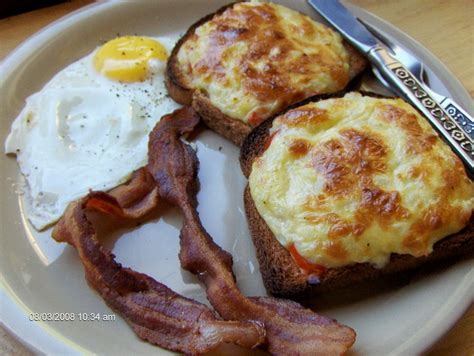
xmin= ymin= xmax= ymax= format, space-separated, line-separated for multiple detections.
xmin=166 ymin=1 xmax=367 ymax=145
xmin=240 ymin=91 xmax=474 ymax=297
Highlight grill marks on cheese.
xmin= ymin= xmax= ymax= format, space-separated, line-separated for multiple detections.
xmin=249 ymin=93 xmax=474 ymax=268
xmin=177 ymin=2 xmax=350 ymax=125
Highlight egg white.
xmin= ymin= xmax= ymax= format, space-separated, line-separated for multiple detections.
xmin=5 ymin=36 xmax=180 ymax=230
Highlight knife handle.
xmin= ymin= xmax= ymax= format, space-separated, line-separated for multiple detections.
xmin=438 ymin=97 xmax=474 ymax=140
xmin=368 ymin=46 xmax=474 ymax=174
xmin=421 ymin=84 xmax=474 ymax=139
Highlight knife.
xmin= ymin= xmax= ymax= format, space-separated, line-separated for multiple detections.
xmin=359 ymin=19 xmax=474 ymax=140
xmin=307 ymin=0 xmax=474 ymax=175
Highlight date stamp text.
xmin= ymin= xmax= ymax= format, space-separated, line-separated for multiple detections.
xmin=29 ymin=312 xmax=116 ymax=322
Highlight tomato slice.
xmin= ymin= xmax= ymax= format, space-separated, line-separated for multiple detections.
xmin=288 ymin=244 xmax=326 ymax=276
xmin=248 ymin=112 xmax=262 ymax=127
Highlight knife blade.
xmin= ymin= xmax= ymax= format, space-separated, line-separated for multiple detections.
xmin=308 ymin=0 xmax=474 ymax=175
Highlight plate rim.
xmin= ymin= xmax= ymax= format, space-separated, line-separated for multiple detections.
xmin=0 ymin=1 xmax=472 ymax=354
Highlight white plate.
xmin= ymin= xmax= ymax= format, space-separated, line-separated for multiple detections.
xmin=0 ymin=1 xmax=472 ymax=355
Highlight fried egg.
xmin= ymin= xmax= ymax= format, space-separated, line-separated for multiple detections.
xmin=5 ymin=36 xmax=180 ymax=230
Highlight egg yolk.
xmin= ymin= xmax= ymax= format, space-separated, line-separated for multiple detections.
xmin=94 ymin=36 xmax=167 ymax=82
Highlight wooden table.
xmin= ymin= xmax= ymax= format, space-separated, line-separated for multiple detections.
xmin=0 ymin=1 xmax=472 ymax=355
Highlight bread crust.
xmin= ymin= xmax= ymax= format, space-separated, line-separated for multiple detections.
xmin=240 ymin=91 xmax=474 ymax=297
xmin=192 ymin=91 xmax=251 ymax=146
xmin=166 ymin=2 xmax=367 ymax=146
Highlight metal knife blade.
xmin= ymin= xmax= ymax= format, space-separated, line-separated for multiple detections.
xmin=307 ymin=0 xmax=377 ymax=53
xmin=307 ymin=0 xmax=474 ymax=175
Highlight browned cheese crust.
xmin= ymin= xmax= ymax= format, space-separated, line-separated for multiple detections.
xmin=244 ymin=184 xmax=474 ymax=297
xmin=240 ymin=91 xmax=474 ymax=297
xmin=166 ymin=3 xmax=235 ymax=106
xmin=166 ymin=2 xmax=367 ymax=146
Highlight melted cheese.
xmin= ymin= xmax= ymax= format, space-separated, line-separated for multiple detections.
xmin=249 ymin=92 xmax=474 ymax=269
xmin=177 ymin=1 xmax=351 ymax=125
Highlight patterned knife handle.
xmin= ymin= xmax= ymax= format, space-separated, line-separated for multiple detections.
xmin=369 ymin=46 xmax=474 ymax=174
xmin=434 ymin=95 xmax=474 ymax=139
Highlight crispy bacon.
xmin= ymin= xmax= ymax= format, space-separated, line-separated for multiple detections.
xmin=52 ymin=167 xmax=265 ymax=354
xmin=53 ymin=106 xmax=355 ymax=355
xmin=147 ymin=107 xmax=356 ymax=355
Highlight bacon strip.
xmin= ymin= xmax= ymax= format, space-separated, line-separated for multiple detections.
xmin=147 ymin=108 xmax=356 ymax=355
xmin=53 ymin=106 xmax=355 ymax=355
xmin=52 ymin=167 xmax=265 ymax=354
